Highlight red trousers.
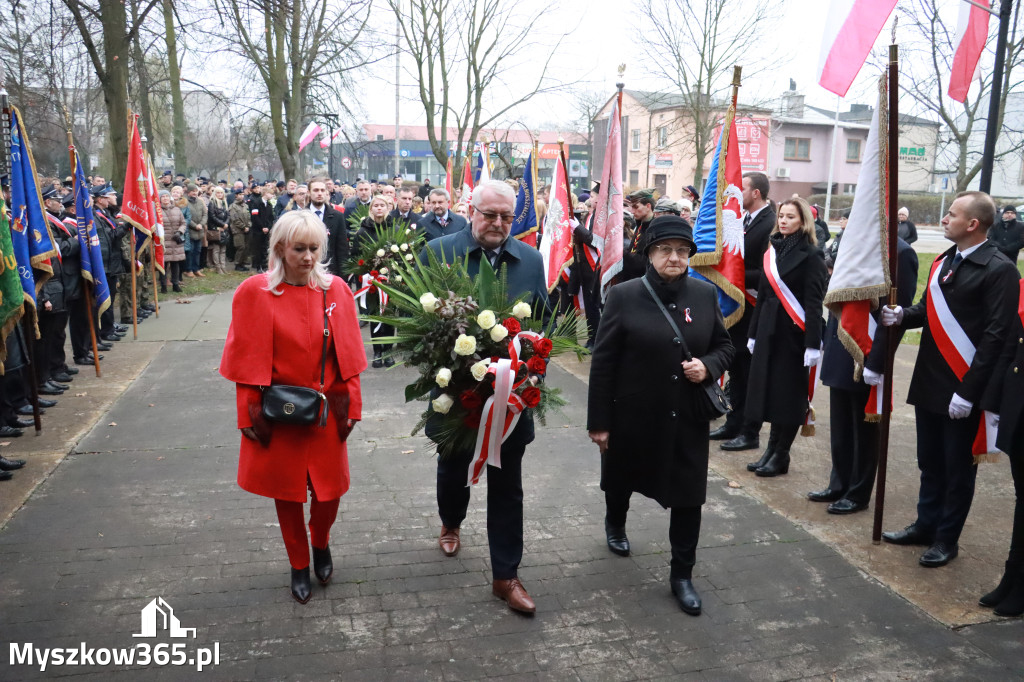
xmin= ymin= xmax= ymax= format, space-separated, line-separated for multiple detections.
xmin=274 ymin=484 xmax=340 ymax=569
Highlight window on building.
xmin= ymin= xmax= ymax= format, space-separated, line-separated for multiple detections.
xmin=784 ymin=137 xmax=811 ymax=161
xmin=629 ymin=170 xmax=639 ymax=186
xmin=846 ymin=139 xmax=862 ymax=162
xmin=657 ymin=127 xmax=668 ymax=148
xmin=843 ymin=183 xmax=857 ymax=194
xmin=376 ymin=134 xmax=385 ymax=141
xmin=631 ymin=129 xmax=641 ymax=151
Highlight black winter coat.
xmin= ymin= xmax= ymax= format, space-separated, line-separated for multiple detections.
xmin=988 ymin=218 xmax=1023 ymax=263
xmin=44 ymin=212 xmax=82 ymax=304
xmin=588 ymin=268 xmax=734 ymax=507
xmin=95 ymin=208 xmax=126 ymax=276
xmin=746 ymin=233 xmax=827 ymax=425
xmin=984 ymin=291 xmax=1024 ymax=456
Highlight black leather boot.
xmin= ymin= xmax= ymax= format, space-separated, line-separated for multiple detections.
xmin=290 ymin=567 xmax=312 ymax=604
xmin=980 ymin=561 xmax=1019 ymax=607
xmin=605 ymin=520 xmax=630 ymax=557
xmin=746 ymin=430 xmax=778 ymax=472
xmin=312 ymin=546 xmax=333 ymax=585
xmin=994 ymin=564 xmax=1024 ymax=617
xmin=756 ymin=425 xmax=796 ymax=477
xmin=670 ymin=578 xmax=702 ymax=616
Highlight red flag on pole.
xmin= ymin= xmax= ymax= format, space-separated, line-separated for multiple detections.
xmin=592 ymin=92 xmax=624 ymax=299
xmin=445 ymin=155 xmax=453 ymax=198
xmin=145 ymin=154 xmax=165 ymax=274
xmin=461 ymin=153 xmax=474 ymax=203
xmin=120 ymin=117 xmax=152 ymax=237
xmin=540 ymin=147 xmax=574 ymax=292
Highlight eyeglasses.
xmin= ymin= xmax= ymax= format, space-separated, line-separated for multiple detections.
xmin=478 ymin=211 xmax=515 ymax=224
xmin=651 ymin=244 xmax=691 ymax=258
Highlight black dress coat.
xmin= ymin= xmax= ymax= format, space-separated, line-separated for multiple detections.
xmin=746 ymin=234 xmax=827 ymax=425
xmin=318 ymin=204 xmax=349 ymax=277
xmin=588 ymin=268 xmax=734 ymax=508
xmin=418 ymin=211 xmax=468 ymax=242
xmin=984 ymin=291 xmax=1024 ymax=456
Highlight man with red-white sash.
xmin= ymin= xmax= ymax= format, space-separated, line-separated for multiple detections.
xmin=881 ymin=191 xmax=1020 ymax=567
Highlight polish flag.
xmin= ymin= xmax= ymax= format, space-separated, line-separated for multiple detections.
xmin=817 ymin=0 xmax=898 ymax=97
xmin=949 ymin=0 xmax=992 ymax=103
xmin=298 ymin=122 xmax=322 ymax=152
xmin=539 ymin=149 xmax=573 ymax=292
xmin=319 ymin=128 xmax=341 ymax=149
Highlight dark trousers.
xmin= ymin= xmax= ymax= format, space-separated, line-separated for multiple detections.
xmin=68 ymin=297 xmax=91 ymax=359
xmin=252 ymin=236 xmax=268 ymax=270
xmin=1009 ymin=451 xmax=1024 ymax=564
xmin=914 ymin=406 xmax=979 ymax=544
xmin=436 ymin=441 xmax=526 ymax=580
xmin=604 ymin=487 xmax=702 ymax=580
xmin=726 ymin=322 xmax=762 ymax=438
xmin=368 ymin=292 xmax=393 ymax=354
xmin=168 ymin=261 xmax=184 ymax=286
xmin=101 ymin=277 xmax=117 ymax=334
xmin=35 ymin=310 xmax=68 ymax=384
xmin=578 ymin=271 xmax=602 ymax=344
xmin=827 ymin=386 xmax=879 ymax=504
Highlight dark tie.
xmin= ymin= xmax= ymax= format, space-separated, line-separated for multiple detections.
xmin=952 ymin=252 xmax=963 ymax=268
xmin=439 ymin=216 xmax=448 ymax=227
xmin=315 ymin=209 xmax=322 ymax=221
xmin=486 ymin=250 xmax=499 ymax=267
xmin=743 ymin=214 xmax=751 ymax=230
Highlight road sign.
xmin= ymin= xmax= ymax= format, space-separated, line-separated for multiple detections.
xmin=340 ymin=156 xmax=352 ymax=169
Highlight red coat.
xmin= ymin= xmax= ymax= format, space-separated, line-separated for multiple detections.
xmin=220 ymin=274 xmax=367 ymax=502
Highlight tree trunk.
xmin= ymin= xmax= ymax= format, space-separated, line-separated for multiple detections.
xmin=129 ymin=0 xmax=156 ymax=160
xmin=99 ymin=0 xmax=130 ymax=184
xmin=162 ymin=0 xmax=187 ymax=175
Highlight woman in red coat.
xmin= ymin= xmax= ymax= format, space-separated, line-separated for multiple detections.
xmin=220 ymin=210 xmax=367 ymax=604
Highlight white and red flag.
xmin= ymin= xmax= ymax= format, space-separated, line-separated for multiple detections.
xmin=948 ymin=0 xmax=992 ymax=102
xmin=539 ymin=149 xmax=574 ymax=292
xmin=817 ymin=0 xmax=898 ymax=97
xmin=319 ymin=128 xmax=341 ymax=149
xmin=461 ymin=152 xmax=474 ymax=202
xmin=146 ymin=155 xmax=165 ymax=274
xmin=591 ymin=94 xmax=624 ymax=299
xmin=445 ymin=155 xmax=453 ymax=197
xmin=298 ymin=122 xmax=322 ymax=152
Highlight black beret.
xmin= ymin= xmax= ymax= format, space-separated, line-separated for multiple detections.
xmin=645 ymin=216 xmax=697 ymax=255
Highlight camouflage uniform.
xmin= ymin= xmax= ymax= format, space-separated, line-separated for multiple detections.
xmin=228 ymin=199 xmax=252 ymax=268
xmin=118 ymin=231 xmax=152 ymax=322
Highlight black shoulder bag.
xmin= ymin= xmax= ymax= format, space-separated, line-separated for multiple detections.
xmin=261 ymin=288 xmax=330 ymax=427
xmin=641 ymin=277 xmax=730 ymax=421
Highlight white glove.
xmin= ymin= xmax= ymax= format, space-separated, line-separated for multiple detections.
xmin=746 ymin=338 xmax=756 ymax=354
xmin=948 ymin=393 xmax=973 ymax=420
xmin=880 ymin=305 xmax=903 ymax=327
xmin=803 ymin=348 xmax=821 ymax=367
xmin=862 ymin=368 xmax=883 ymax=386
xmin=992 ymin=413 xmax=1000 ymax=428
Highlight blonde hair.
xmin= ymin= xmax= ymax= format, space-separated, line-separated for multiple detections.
xmin=774 ymin=197 xmax=818 ymax=246
xmin=264 ymin=210 xmax=334 ymax=295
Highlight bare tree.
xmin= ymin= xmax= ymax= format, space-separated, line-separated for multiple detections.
xmin=161 ymin=0 xmax=188 ymax=173
xmin=390 ymin=0 xmax=569 ymax=175
xmin=894 ymin=0 xmax=1024 ymax=192
xmin=637 ymin=0 xmax=779 ymax=189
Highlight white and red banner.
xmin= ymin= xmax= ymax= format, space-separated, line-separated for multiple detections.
xmin=461 ymin=154 xmax=474 ymax=203
xmin=948 ymin=0 xmax=992 ymax=103
xmin=319 ymin=128 xmax=342 ymax=149
xmin=298 ymin=122 xmax=322 ymax=152
xmin=540 ymin=150 xmax=574 ymax=292
xmin=817 ymin=0 xmax=898 ymax=97
xmin=592 ymin=95 xmax=624 ymax=300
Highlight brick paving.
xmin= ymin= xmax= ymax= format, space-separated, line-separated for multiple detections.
xmin=0 ymin=295 xmax=1022 ymax=680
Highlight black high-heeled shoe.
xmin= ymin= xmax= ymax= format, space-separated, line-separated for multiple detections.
xmin=312 ymin=546 xmax=333 ymax=585
xmin=290 ymin=567 xmax=312 ymax=604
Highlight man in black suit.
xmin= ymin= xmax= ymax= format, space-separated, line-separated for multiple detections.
xmin=249 ymin=186 xmax=276 ymax=272
xmin=417 ymin=188 xmax=468 ymax=241
xmin=342 ymin=180 xmax=373 ymax=225
xmin=308 ymin=177 xmax=349 ymax=276
xmin=714 ymin=172 xmax=776 ymax=451
xmin=881 ymin=191 xmax=1021 ymax=567
xmin=420 ymin=180 xmax=549 ymax=615
xmin=390 ymin=187 xmax=421 ymax=228
xmin=809 ymin=238 xmax=918 ymax=514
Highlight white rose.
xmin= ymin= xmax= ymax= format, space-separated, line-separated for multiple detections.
xmin=406 ymin=228 xmax=412 ymax=234
xmin=432 ymin=393 xmax=454 ymax=414
xmin=376 ymin=248 xmax=386 ymax=258
xmin=394 ymin=275 xmax=403 ymax=282
xmin=390 ymin=244 xmax=400 ymax=253
xmin=476 ymin=310 xmax=496 ymax=329
xmin=471 ymin=360 xmax=489 ymax=381
xmin=454 ymin=333 xmax=477 ymax=356
xmin=420 ymin=292 xmax=438 ymax=313
xmin=435 ymin=367 xmax=452 ymax=387
xmin=489 ymin=324 xmax=509 ymax=342
xmin=512 ymin=302 xmax=532 ymax=319
xmin=380 ymin=267 xmax=388 ymax=275
xmin=400 ymin=243 xmax=409 ymax=252
xmin=405 ymin=253 xmax=414 ymax=261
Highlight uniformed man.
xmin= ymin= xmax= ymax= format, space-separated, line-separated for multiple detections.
xmin=93 ymin=187 xmax=128 ymax=342
xmin=620 ymin=188 xmax=656 ymax=281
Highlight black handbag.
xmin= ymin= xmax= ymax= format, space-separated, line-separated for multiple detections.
xmin=642 ymin=277 xmax=730 ymax=421
xmin=261 ymin=288 xmax=330 ymax=426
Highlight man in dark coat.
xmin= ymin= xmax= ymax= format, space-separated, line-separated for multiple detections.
xmin=619 ymin=189 xmax=655 ymax=281
xmin=570 ymin=204 xmax=602 ymax=348
xmin=43 ymin=190 xmax=86 ymax=375
xmin=93 ymin=187 xmax=128 ymax=342
xmin=809 ymin=239 xmax=918 ymax=514
xmin=417 ymin=178 xmax=432 ymax=199
xmin=342 ymin=180 xmax=373 ymax=226
xmin=308 ymin=177 xmax=349 ymax=276
xmin=417 ymin=188 xmax=468 ymax=241
xmin=420 ymin=179 xmax=548 ymax=615
xmin=249 ymin=186 xmax=276 ymax=272
xmin=881 ymin=191 xmax=1021 ymax=568
xmin=389 ymin=187 xmax=422 ymax=228
xmin=715 ymin=172 xmax=775 ymax=451
xmin=988 ymin=205 xmax=1023 ymax=263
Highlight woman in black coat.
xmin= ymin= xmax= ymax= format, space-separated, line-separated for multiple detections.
xmin=352 ymin=195 xmax=397 ymax=368
xmin=588 ymin=216 xmax=734 ymax=616
xmin=745 ymin=197 xmax=827 ymax=478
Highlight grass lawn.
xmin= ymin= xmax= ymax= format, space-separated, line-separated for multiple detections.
xmin=167 ymin=268 xmax=249 ymax=299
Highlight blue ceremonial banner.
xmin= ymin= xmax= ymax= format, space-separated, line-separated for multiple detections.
xmin=511 ymin=152 xmax=538 ymax=242
xmin=9 ymin=107 xmax=57 ymax=306
xmin=73 ymin=150 xmax=111 ymax=316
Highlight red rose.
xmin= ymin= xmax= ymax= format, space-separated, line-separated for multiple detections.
xmin=460 ymin=390 xmax=483 ymax=411
xmin=526 ymin=356 xmax=547 ymax=375
xmin=463 ymin=410 xmax=482 ymax=429
xmin=358 ymin=259 xmax=365 ymax=266
xmin=533 ymin=338 xmax=553 ymax=358
xmin=502 ymin=317 xmax=521 ymax=335
xmin=521 ymin=386 xmax=541 ymax=408
xmin=370 ymin=269 xmax=379 ymax=278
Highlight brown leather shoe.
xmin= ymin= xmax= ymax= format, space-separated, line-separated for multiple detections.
xmin=492 ymin=578 xmax=536 ymax=614
xmin=439 ymin=526 xmax=460 ymax=556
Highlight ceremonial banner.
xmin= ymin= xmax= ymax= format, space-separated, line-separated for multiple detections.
xmin=73 ymin=150 xmax=111 ymax=316
xmin=511 ymin=152 xmax=538 ymax=245
xmin=949 ymin=0 xmax=991 ymax=103
xmin=147 ymin=155 xmax=165 ymax=273
xmin=298 ymin=122 xmax=322 ymax=152
xmin=461 ymin=153 xmax=474 ymax=202
xmin=817 ymin=0 xmax=898 ymax=97
xmin=591 ymin=95 xmax=624 ymax=299
xmin=540 ymin=149 xmax=573 ymax=292
xmin=10 ymin=107 xmax=57 ymax=304
xmin=445 ymin=155 xmax=453 ymax=198
xmin=0 ymin=200 xmax=27 ymax=363
xmin=475 ymin=142 xmax=491 ymax=184
xmin=121 ymin=117 xmax=154 ymax=260
xmin=824 ymin=75 xmax=890 ymax=380
xmin=690 ymin=105 xmax=746 ymax=328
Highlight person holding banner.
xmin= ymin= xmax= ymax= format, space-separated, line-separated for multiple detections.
xmin=881 ymin=191 xmax=1020 ymax=568
xmin=744 ymin=198 xmax=827 ymax=478
xmin=352 ymin=195 xmax=397 ymax=368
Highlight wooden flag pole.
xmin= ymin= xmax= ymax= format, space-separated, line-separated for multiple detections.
xmin=20 ymin=306 xmax=42 ymax=435
xmin=872 ymin=41 xmax=900 ymax=544
xmin=130 ymin=227 xmax=138 ymax=339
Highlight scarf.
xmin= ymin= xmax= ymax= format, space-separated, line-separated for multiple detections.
xmin=769 ymin=230 xmax=803 ymax=264
xmin=644 ymin=263 xmax=688 ymax=303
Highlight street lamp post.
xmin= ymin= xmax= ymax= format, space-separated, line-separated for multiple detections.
xmin=322 ymin=113 xmax=339 ymax=182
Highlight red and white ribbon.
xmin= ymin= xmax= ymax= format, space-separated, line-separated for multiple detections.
xmin=354 ymin=273 xmax=388 ymax=310
xmin=764 ymin=245 xmax=806 ymax=331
